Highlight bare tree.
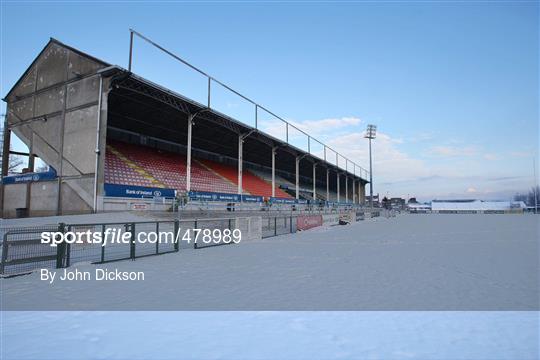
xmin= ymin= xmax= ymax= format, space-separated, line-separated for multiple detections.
xmin=528 ymin=186 xmax=540 ymax=207
xmin=8 ymin=146 xmax=24 ymax=173
xmin=514 ymin=187 xmax=540 ymax=206
xmin=35 ymin=163 xmax=49 ymax=172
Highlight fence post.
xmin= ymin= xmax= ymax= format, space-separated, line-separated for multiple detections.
xmin=193 ymin=220 xmax=198 ymax=249
xmin=174 ymin=220 xmax=180 ymax=252
xmin=101 ymin=224 xmax=106 ymax=262
xmin=129 ymin=223 xmax=136 ymax=260
xmin=0 ymin=232 xmax=8 ymax=274
xmin=155 ymin=222 xmax=160 ymax=255
xmin=65 ymin=225 xmax=71 ymax=268
xmin=56 ymin=223 xmax=67 ymax=268
xmin=290 ymin=216 xmax=293 ymax=233
xmin=274 ymin=217 xmax=277 ymax=236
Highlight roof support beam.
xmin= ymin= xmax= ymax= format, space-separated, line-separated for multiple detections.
xmin=312 ymin=163 xmax=317 ymax=201
xmin=337 ymin=172 xmax=340 ymax=203
xmin=238 ymin=134 xmax=243 ymax=195
xmin=186 ymin=113 xmax=194 ymax=193
xmin=326 ymin=168 xmax=329 ymax=202
xmin=271 ymin=147 xmax=276 ymax=198
xmin=346 ymin=176 xmax=349 ymax=203
xmin=295 ymin=157 xmax=300 ymax=200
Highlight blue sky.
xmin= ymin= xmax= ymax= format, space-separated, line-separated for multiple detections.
xmin=1 ymin=1 xmax=538 ymax=201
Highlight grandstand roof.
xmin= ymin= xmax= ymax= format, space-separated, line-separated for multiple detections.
xmin=107 ymin=67 xmax=370 ymax=182
xmin=4 ymin=37 xmax=369 ymax=184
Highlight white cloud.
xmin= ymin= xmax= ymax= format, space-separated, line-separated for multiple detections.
xmin=429 ymin=145 xmax=477 ymax=157
xmin=261 ymin=116 xmax=362 ymax=142
xmin=325 ymin=131 xmax=430 ymax=182
xmin=294 ymin=117 xmax=362 ymax=135
xmin=259 ymin=115 xmax=533 ymax=201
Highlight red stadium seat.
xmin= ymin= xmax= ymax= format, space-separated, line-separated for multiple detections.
xmin=105 ymin=141 xmax=237 ymax=194
xmin=199 ymin=159 xmax=292 ymax=198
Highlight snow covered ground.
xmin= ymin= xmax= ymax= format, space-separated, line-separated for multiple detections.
xmin=1 ymin=214 xmax=539 ymax=358
xmin=2 ymin=311 xmax=538 ymax=359
xmin=2 ymin=214 xmax=538 ymax=310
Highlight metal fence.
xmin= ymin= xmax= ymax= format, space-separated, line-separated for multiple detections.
xmin=0 ymin=225 xmax=60 ymax=276
xmin=262 ymin=216 xmax=297 ymax=238
xmin=65 ymin=221 xmax=179 ymax=265
xmin=0 ymin=216 xmax=297 ymax=276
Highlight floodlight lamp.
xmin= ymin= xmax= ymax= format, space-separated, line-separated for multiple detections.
xmin=365 ymin=124 xmax=377 ymax=139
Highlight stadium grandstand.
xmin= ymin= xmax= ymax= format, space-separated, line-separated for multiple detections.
xmin=1 ymin=31 xmax=369 ymax=218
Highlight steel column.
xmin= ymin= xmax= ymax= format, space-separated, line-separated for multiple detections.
xmin=312 ymin=163 xmax=316 ymax=201
xmin=128 ymin=30 xmax=134 ymax=72
xmin=271 ymin=147 xmax=276 ymax=198
xmin=337 ymin=173 xmax=340 ymax=203
xmin=238 ymin=135 xmax=243 ymax=195
xmin=207 ymin=77 xmax=211 ymax=108
xmin=295 ymin=157 xmax=300 ymax=200
xmin=369 ymin=137 xmax=374 ymax=210
xmin=326 ymin=169 xmax=329 ymax=201
xmin=345 ymin=176 xmax=348 ymax=203
xmin=186 ymin=114 xmax=194 ymax=192
xmin=93 ymin=75 xmax=104 ymax=212
xmin=255 ymin=105 xmax=258 ymax=129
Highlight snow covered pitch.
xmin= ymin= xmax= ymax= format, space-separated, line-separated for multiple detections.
xmin=1 ymin=214 xmax=538 ymax=359
xmin=2 ymin=213 xmax=538 ymax=311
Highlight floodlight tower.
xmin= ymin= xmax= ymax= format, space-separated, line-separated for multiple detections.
xmin=365 ymin=124 xmax=377 ymax=210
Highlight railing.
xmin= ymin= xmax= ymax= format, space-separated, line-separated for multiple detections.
xmin=0 ymin=216 xmax=290 ymax=276
xmin=178 ymin=199 xmax=367 ymax=214
xmin=261 ymin=216 xmax=297 ymax=238
xmin=127 ymin=29 xmax=369 ymax=181
xmin=0 ymin=225 xmax=60 ymax=275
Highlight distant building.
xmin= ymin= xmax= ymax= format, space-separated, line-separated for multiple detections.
xmin=431 ymin=199 xmax=526 ymax=213
xmin=365 ymin=194 xmax=379 ymax=204
xmin=389 ymin=197 xmax=406 ymax=209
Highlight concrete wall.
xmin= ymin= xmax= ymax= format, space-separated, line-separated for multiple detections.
xmin=29 ymin=181 xmax=58 ymax=217
xmin=2 ymin=41 xmax=108 ymax=218
xmin=103 ymin=197 xmax=174 ymax=212
xmin=2 ymin=184 xmax=27 ymax=218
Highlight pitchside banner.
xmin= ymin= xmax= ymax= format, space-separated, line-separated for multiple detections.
xmin=2 ymin=168 xmax=57 ymax=184
xmin=270 ymin=197 xmax=296 ymax=204
xmin=297 ymin=215 xmax=323 ymax=230
xmin=104 ymin=184 xmax=176 ymax=198
xmin=188 ymin=191 xmax=263 ymax=203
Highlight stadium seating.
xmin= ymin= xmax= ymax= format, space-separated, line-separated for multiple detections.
xmin=105 ymin=149 xmax=156 ymax=188
xmin=199 ymin=159 xmax=292 ymax=198
xmin=105 ymin=141 xmax=237 ymax=194
xmin=105 ymin=140 xmax=293 ymax=198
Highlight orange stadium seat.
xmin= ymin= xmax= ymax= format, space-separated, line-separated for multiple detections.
xmin=105 ymin=141 xmax=237 ymax=194
xmin=105 ymin=141 xmax=292 ymax=198
xmin=199 ymin=159 xmax=292 ymax=198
